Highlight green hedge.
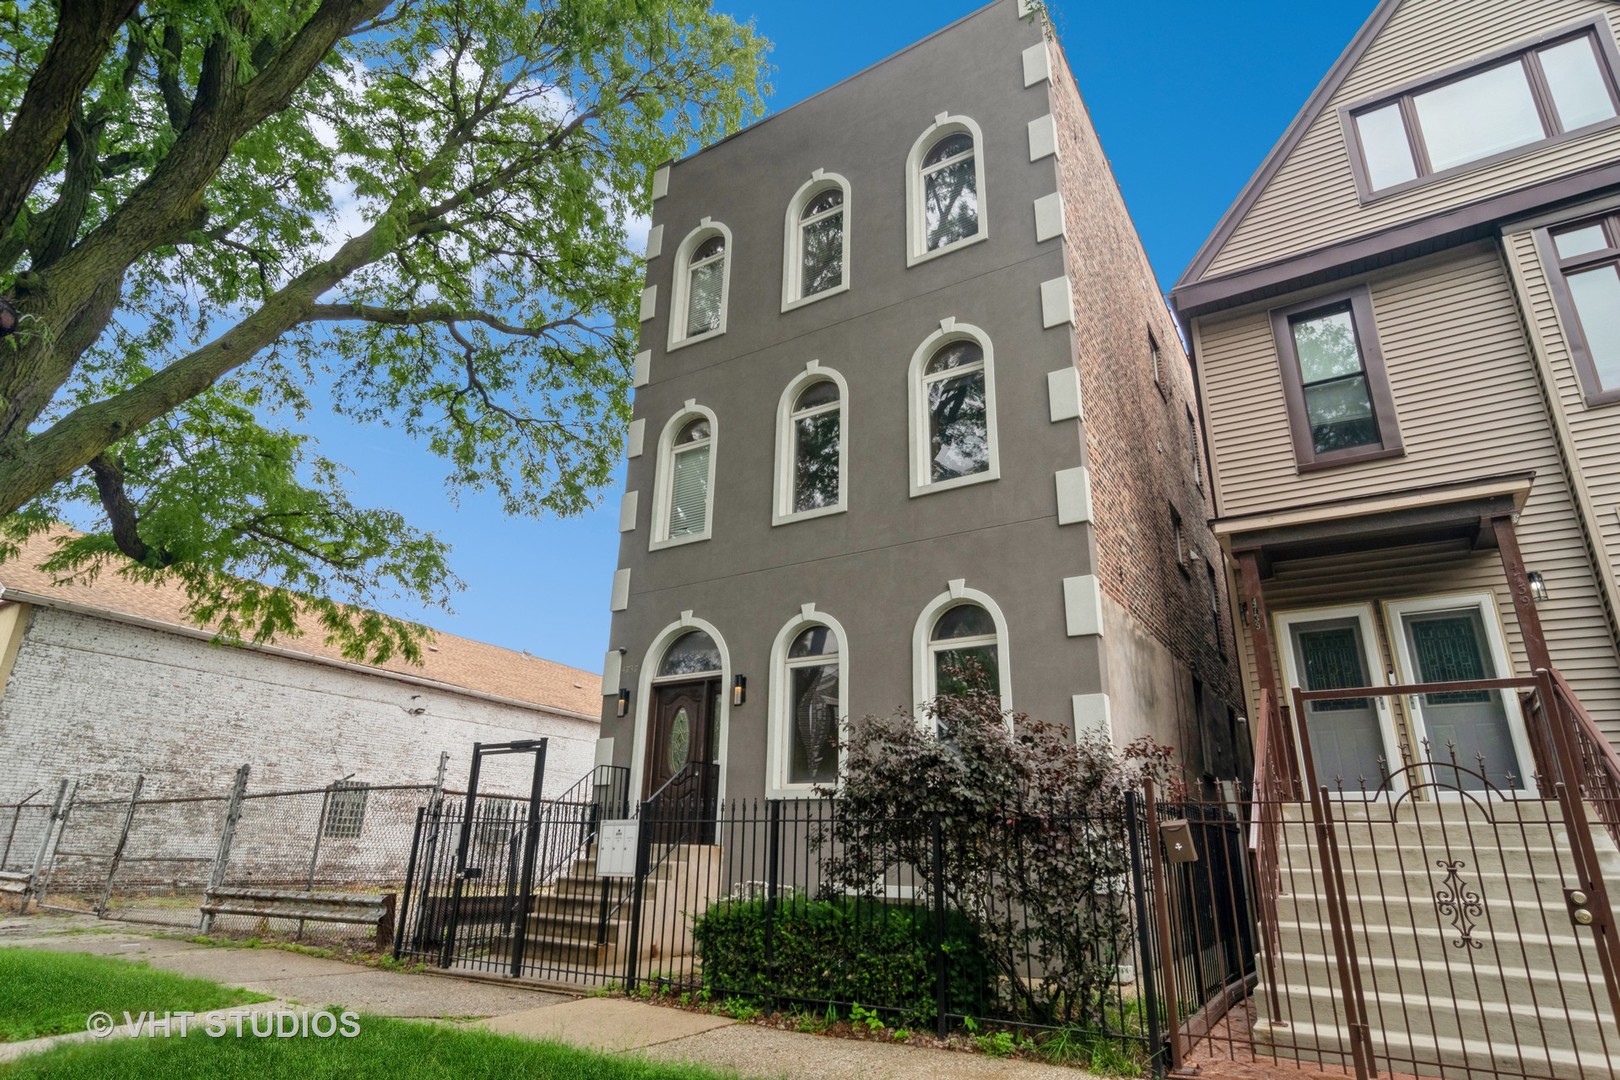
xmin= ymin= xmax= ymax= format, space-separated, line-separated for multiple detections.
xmin=691 ymin=896 xmax=990 ymax=1024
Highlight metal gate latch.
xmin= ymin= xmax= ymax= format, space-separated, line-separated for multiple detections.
xmin=1566 ymin=887 xmax=1595 ymax=927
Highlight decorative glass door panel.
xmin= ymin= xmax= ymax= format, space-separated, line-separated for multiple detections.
xmin=1391 ymin=602 xmax=1530 ymax=793
xmin=1281 ymin=610 xmax=1395 ymax=794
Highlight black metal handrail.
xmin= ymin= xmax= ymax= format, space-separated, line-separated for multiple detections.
xmin=598 ymin=761 xmax=717 ymax=927
xmin=529 ymin=765 xmax=630 ymax=890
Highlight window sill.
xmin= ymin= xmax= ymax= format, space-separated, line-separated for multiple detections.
xmin=907 ymin=230 xmax=988 ymax=269
xmin=772 ymin=503 xmax=847 ymax=528
xmin=781 ymin=281 xmax=850 ymax=314
xmin=667 ymin=328 xmax=725 ymax=353
xmin=648 ymin=531 xmax=711 ymax=552
xmin=909 ymin=466 xmax=1000 ymax=499
xmin=765 ymin=784 xmax=839 ymax=800
xmin=1580 ymin=386 xmax=1620 ymax=409
xmin=1294 ymin=445 xmax=1406 ymax=474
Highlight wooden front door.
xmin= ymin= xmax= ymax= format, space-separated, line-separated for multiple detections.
xmin=646 ymin=679 xmax=720 ymax=797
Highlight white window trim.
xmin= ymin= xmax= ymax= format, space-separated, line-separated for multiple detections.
xmin=649 ymin=400 xmax=718 ymax=551
xmin=1273 ymin=603 xmax=1404 ymax=799
xmin=906 ymin=114 xmax=989 ymax=268
xmin=911 ymin=582 xmax=1013 ymax=725
xmin=773 ymin=361 xmax=850 ymax=526
xmin=766 ymin=605 xmax=851 ymax=798
xmin=667 ymin=219 xmax=733 ymax=351
xmin=628 ymin=613 xmax=731 ymax=812
xmin=907 ymin=319 xmax=1001 ymax=498
xmin=781 ymin=171 xmax=852 ymax=312
xmin=1381 ymin=591 xmax=1539 ymax=798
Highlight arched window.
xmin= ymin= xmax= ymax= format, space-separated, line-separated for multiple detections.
xmin=929 ymin=604 xmax=1000 ymax=699
xmin=912 ymin=585 xmax=1012 ymax=721
xmin=905 ymin=116 xmax=987 ymax=266
xmin=669 ymin=221 xmax=732 ymax=349
xmin=773 ymin=364 xmax=848 ymax=524
xmin=908 ymin=323 xmax=999 ymax=497
xmin=651 ymin=404 xmax=717 ymax=548
xmin=767 ymin=609 xmax=849 ymax=797
xmin=660 ymin=630 xmax=722 ymax=677
xmin=782 ymin=172 xmax=851 ymax=310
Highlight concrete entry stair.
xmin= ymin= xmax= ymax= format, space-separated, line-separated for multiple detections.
xmin=1253 ymin=798 xmax=1620 ymax=1080
xmin=520 ymin=842 xmax=722 ymax=976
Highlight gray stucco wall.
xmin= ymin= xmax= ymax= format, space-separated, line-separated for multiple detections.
xmin=600 ymin=0 xmax=1163 ymax=803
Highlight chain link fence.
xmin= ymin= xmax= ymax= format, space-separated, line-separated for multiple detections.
xmin=4 ymin=756 xmax=477 ymax=946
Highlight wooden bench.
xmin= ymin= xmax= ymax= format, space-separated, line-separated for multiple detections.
xmin=0 ymin=870 xmax=30 ymax=897
xmin=200 ymin=887 xmax=395 ymax=947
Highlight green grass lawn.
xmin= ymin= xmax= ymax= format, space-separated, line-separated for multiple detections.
xmin=0 ymin=948 xmax=271 ymax=1042
xmin=0 ymin=1012 xmax=739 ymax=1079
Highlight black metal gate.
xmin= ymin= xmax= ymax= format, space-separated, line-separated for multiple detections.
xmin=393 ymin=740 xmax=546 ymax=977
xmin=392 ymin=750 xmax=634 ymax=983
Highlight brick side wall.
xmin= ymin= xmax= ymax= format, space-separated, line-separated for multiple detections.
xmin=0 ymin=607 xmax=599 ymax=801
xmin=1046 ymin=41 xmax=1241 ymax=765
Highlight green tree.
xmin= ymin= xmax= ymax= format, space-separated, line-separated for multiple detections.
xmin=0 ymin=0 xmax=767 ymax=660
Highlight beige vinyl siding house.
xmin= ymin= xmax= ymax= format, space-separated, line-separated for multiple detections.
xmin=1170 ymin=4 xmax=1620 ymax=1073
xmin=1192 ymin=0 xmax=1620 ymax=281
xmin=1175 ymin=0 xmax=1620 ymax=759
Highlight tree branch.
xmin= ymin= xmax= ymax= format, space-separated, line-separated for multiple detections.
xmin=306 ymin=302 xmax=581 ymax=339
xmin=0 ymin=0 xmax=139 ymax=241
xmin=88 ymin=453 xmax=163 ymax=565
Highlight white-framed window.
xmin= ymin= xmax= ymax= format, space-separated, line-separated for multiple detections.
xmin=905 ymin=115 xmax=988 ymax=266
xmin=650 ymin=402 xmax=717 ymax=549
xmin=912 ymin=584 xmax=1013 ymax=725
xmin=782 ymin=172 xmax=851 ymax=311
xmin=668 ymin=220 xmax=733 ymax=350
xmin=766 ymin=607 xmax=850 ymax=797
xmin=773 ymin=363 xmax=848 ymax=525
xmin=907 ymin=321 xmax=999 ymax=497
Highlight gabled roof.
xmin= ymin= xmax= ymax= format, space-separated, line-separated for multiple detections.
xmin=1173 ymin=0 xmax=1404 ymax=295
xmin=0 ymin=528 xmax=601 ymax=718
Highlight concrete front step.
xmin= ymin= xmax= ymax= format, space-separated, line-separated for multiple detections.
xmin=1253 ymin=1012 xmax=1620 ymax=1080
xmin=1271 ymin=911 xmax=1601 ymax=974
xmin=1278 ymin=799 xmax=1591 ymax=825
xmin=1264 ymin=942 xmax=1614 ymax=1003
xmin=1256 ymin=966 xmax=1617 ymax=1055
xmin=1273 ymin=889 xmax=1600 ymax=938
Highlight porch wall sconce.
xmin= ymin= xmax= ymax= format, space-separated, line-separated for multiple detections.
xmin=732 ymin=675 xmax=747 ymax=707
xmin=1528 ymin=571 xmax=1549 ymax=603
xmin=615 ymin=688 xmax=631 ymax=718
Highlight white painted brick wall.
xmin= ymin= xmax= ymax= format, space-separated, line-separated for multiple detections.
xmin=0 ymin=608 xmax=598 ymax=801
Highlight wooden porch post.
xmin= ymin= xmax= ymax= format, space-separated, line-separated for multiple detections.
xmin=1491 ymin=514 xmax=1552 ymax=673
xmin=1235 ymin=549 xmax=1278 ymax=695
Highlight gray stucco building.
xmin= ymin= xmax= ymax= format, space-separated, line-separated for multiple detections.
xmin=596 ymin=0 xmax=1240 ymax=810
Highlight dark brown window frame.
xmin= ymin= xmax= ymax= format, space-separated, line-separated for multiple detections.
xmin=1269 ymin=284 xmax=1404 ymax=473
xmin=1535 ymin=208 xmax=1620 ymax=408
xmin=1338 ymin=17 xmax=1620 ymax=205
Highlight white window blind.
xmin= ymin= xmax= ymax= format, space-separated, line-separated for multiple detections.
xmin=687 ymin=261 xmax=724 ymax=335
xmin=668 ymin=444 xmax=710 ymax=537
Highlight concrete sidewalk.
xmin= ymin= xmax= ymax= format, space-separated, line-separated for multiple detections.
xmin=0 ymin=913 xmax=1091 ymax=1079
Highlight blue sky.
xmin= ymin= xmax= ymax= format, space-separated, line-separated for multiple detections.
xmin=313 ymin=0 xmax=1380 ymax=673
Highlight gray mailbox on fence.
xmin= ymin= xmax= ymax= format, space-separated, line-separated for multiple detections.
xmin=597 ymin=820 xmax=640 ymax=879
xmin=1160 ymin=819 xmax=1199 ymax=864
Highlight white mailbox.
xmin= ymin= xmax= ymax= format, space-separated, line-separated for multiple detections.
xmin=596 ymin=819 xmax=640 ymax=879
